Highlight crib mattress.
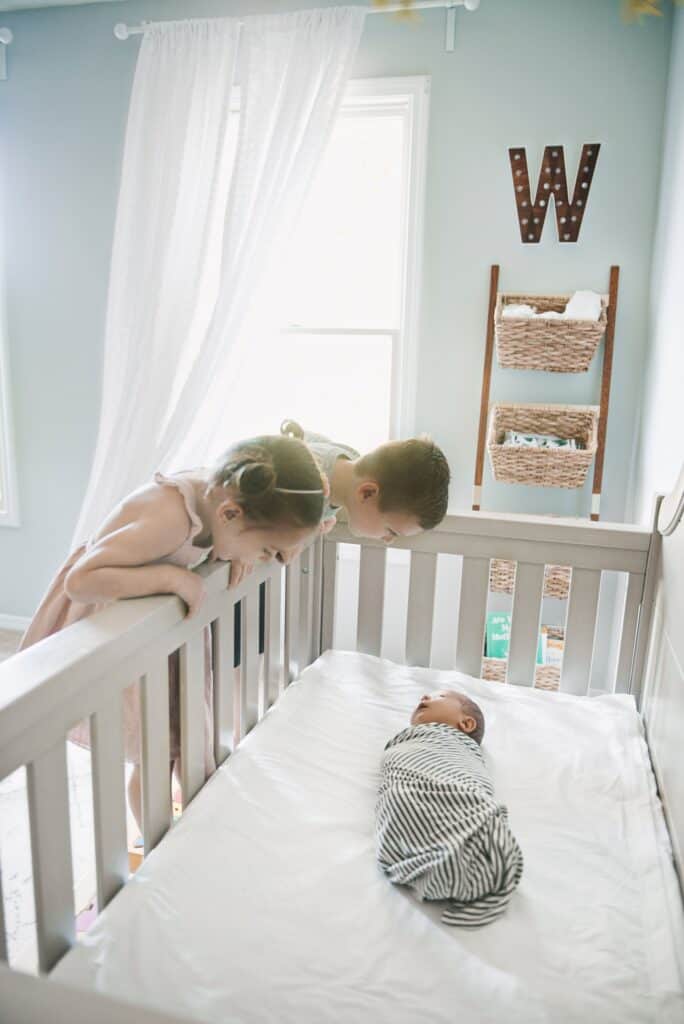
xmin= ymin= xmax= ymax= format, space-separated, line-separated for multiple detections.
xmin=55 ymin=651 xmax=684 ymax=1023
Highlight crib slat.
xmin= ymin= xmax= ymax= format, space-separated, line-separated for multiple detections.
xmin=406 ymin=551 xmax=437 ymax=667
xmin=27 ymin=741 xmax=75 ymax=972
xmin=357 ymin=547 xmax=387 ymax=656
xmin=614 ymin=572 xmax=643 ymax=693
xmin=180 ymin=632 xmax=205 ymax=806
xmin=298 ymin=546 xmax=314 ymax=671
xmin=264 ymin=570 xmax=283 ymax=710
xmin=455 ymin=557 xmax=489 ymax=676
xmin=310 ymin=538 xmax=324 ymax=662
xmin=285 ymin=563 xmax=301 ymax=683
xmin=242 ymin=588 xmax=259 ymax=736
xmin=561 ymin=568 xmax=601 ymax=695
xmin=321 ymin=541 xmax=337 ymax=653
xmin=140 ymin=661 xmax=172 ymax=856
xmin=508 ymin=562 xmax=545 ymax=687
xmin=212 ymin=604 xmax=235 ymax=765
xmin=0 ymin=860 xmax=7 ymax=963
xmin=90 ymin=692 xmax=128 ymax=906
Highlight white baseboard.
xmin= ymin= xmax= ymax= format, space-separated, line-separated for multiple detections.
xmin=0 ymin=613 xmax=30 ymax=632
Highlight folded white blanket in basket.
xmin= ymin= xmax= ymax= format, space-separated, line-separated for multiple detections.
xmin=564 ymin=290 xmax=602 ymax=320
xmin=502 ymin=303 xmax=537 ymax=319
xmin=501 ymin=290 xmax=601 ymax=322
xmin=376 ymin=723 xmax=523 ymax=927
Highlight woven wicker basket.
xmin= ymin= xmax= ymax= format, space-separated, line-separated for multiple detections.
xmin=487 ymin=403 xmax=599 ymax=489
xmin=495 ymin=293 xmax=607 ymax=373
xmin=481 ymin=657 xmax=507 ymax=683
xmin=544 ymin=565 xmax=572 ymax=600
xmin=489 ymin=559 xmax=572 ymax=600
xmin=534 ymin=665 xmax=560 ymax=691
xmin=481 ymin=658 xmax=561 ymax=691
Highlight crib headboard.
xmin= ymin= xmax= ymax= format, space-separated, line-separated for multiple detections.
xmin=640 ymin=466 xmax=684 ymax=887
xmin=321 ymin=509 xmax=654 ymax=699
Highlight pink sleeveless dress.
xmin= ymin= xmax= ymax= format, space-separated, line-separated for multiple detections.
xmin=20 ymin=473 xmax=216 ymax=776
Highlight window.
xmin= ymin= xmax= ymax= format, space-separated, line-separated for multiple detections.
xmin=207 ymin=77 xmax=429 ymax=456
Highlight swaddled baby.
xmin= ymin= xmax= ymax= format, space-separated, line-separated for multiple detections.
xmin=376 ymin=691 xmax=523 ymax=927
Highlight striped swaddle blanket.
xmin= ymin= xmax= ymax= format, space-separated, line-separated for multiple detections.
xmin=376 ymin=723 xmax=523 ymax=927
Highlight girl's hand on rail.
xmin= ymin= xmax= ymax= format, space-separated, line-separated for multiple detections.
xmin=228 ymin=559 xmax=253 ymax=589
xmin=174 ymin=571 xmax=207 ymax=618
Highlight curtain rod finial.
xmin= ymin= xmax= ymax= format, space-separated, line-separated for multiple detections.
xmin=0 ymin=27 xmax=13 ymax=45
xmin=113 ymin=23 xmax=130 ymax=41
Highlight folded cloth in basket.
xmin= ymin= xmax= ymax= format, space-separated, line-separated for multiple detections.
xmin=376 ymin=723 xmax=523 ymax=927
xmin=501 ymin=303 xmax=536 ymax=319
xmin=503 ymin=430 xmax=578 ymax=450
xmin=564 ymin=289 xmax=602 ymax=321
xmin=501 ymin=290 xmax=602 ymax=322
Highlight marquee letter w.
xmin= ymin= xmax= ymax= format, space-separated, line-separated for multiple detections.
xmin=508 ymin=144 xmax=600 ymax=244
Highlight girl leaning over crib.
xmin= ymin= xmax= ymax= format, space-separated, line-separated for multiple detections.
xmin=20 ymin=436 xmax=326 ymax=828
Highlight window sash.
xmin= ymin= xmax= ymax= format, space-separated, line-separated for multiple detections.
xmin=282 ymin=76 xmax=429 ymax=437
xmin=280 ymin=326 xmax=399 ymax=439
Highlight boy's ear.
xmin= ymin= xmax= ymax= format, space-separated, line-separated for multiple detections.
xmin=358 ymin=481 xmax=380 ymax=503
xmin=217 ymin=498 xmax=243 ymax=523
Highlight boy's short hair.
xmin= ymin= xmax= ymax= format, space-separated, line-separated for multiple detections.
xmin=356 ymin=436 xmax=450 ymax=530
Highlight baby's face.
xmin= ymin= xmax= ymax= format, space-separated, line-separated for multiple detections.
xmin=410 ymin=690 xmax=478 ymax=738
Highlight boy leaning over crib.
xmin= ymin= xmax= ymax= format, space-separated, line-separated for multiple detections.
xmin=279 ymin=419 xmax=451 ymax=542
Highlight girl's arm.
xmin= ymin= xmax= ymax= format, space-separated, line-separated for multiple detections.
xmin=64 ymin=491 xmax=207 ymax=616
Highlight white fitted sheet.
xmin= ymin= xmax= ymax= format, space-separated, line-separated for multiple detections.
xmin=55 ymin=651 xmax=684 ymax=1023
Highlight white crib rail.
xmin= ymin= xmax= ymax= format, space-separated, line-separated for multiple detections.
xmin=323 ymin=510 xmax=653 ymax=697
xmin=0 ymin=960 xmax=191 ymax=1024
xmin=0 ymin=543 xmax=319 ymax=975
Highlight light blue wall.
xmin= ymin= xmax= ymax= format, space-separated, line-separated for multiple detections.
xmin=0 ymin=0 xmax=673 ymax=616
xmin=631 ymin=6 xmax=683 ymax=525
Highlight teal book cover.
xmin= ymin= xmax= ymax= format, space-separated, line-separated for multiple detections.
xmin=486 ymin=612 xmax=510 ymax=659
xmin=486 ymin=612 xmax=543 ymax=663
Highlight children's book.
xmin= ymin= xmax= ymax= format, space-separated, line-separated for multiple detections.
xmin=486 ymin=612 xmax=544 ymax=663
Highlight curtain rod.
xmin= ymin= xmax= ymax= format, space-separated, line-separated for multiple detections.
xmin=114 ymin=1 xmax=480 ymax=51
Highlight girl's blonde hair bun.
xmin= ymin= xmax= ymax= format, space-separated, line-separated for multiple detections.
xmin=280 ymin=419 xmax=304 ymax=440
xmin=233 ymin=460 xmax=277 ymax=498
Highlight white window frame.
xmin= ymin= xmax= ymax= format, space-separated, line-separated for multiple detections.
xmin=282 ymin=75 xmax=430 ymax=439
xmin=0 ymin=302 xmax=19 ymax=528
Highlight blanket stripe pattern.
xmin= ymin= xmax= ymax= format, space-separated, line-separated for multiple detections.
xmin=376 ymin=723 xmax=523 ymax=927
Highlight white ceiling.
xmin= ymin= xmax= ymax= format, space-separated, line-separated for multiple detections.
xmin=0 ymin=1 xmax=125 ymax=10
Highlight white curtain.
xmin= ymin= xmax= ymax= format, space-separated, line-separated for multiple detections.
xmin=74 ymin=7 xmax=365 ymax=544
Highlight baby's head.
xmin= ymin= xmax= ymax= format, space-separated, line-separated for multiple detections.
xmin=410 ymin=690 xmax=485 ymax=745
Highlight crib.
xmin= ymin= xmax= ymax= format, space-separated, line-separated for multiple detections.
xmin=1 ymin=477 xmax=683 ymax=1023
